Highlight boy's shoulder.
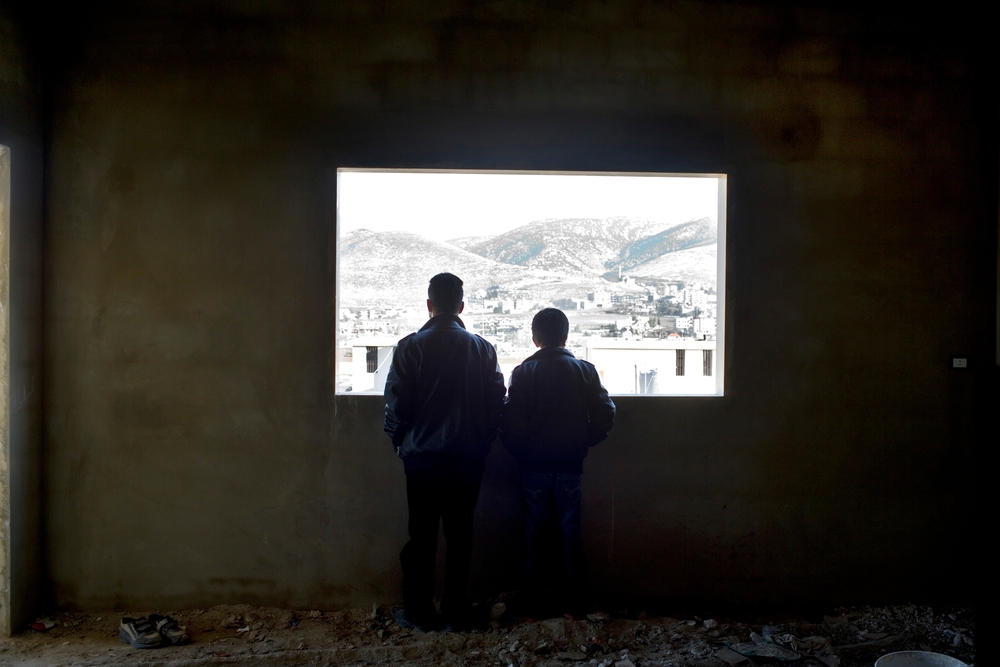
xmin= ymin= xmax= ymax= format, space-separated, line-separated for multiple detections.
xmin=516 ymin=347 xmax=597 ymax=374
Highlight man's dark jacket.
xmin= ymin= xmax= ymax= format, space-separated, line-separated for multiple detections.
xmin=500 ymin=346 xmax=616 ymax=474
xmin=384 ymin=315 xmax=506 ymax=474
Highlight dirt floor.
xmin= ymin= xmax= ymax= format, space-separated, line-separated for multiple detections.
xmin=0 ymin=602 xmax=975 ymax=667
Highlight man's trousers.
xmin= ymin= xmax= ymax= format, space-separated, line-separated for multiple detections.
xmin=400 ymin=467 xmax=483 ymax=624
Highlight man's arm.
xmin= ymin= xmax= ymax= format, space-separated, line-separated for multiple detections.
xmin=484 ymin=346 xmax=507 ymax=437
xmin=500 ymin=364 xmax=528 ymax=455
xmin=383 ymin=345 xmax=411 ymax=451
xmin=586 ymin=368 xmax=616 ymax=446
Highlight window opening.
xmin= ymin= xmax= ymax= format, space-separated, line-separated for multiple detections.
xmin=336 ymin=169 xmax=726 ymax=396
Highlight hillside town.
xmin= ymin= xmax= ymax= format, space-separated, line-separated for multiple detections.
xmin=338 ymin=272 xmax=719 ymax=396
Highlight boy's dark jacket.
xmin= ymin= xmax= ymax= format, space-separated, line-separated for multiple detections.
xmin=501 ymin=346 xmax=616 ymax=474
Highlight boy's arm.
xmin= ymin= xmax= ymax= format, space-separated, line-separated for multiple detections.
xmin=587 ymin=368 xmax=616 ymax=446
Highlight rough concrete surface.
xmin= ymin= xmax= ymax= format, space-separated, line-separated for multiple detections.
xmin=0 ymin=602 xmax=977 ymax=667
xmin=40 ymin=2 xmax=991 ymax=616
xmin=1 ymin=0 xmax=47 ymax=634
xmin=1 ymin=141 xmax=10 ymax=637
xmin=0 ymin=0 xmax=991 ymax=633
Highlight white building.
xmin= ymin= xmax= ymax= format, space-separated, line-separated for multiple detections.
xmin=693 ymin=316 xmax=717 ymax=338
xmin=344 ymin=337 xmax=398 ymax=394
xmin=584 ymin=338 xmax=718 ymax=395
xmin=590 ymin=290 xmax=611 ymax=308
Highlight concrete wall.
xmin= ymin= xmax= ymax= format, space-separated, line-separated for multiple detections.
xmin=0 ymin=1 xmax=46 ymax=633
xmin=39 ymin=2 xmax=992 ymax=614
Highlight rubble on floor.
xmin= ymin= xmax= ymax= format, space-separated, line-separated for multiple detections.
xmin=0 ymin=602 xmax=974 ymax=666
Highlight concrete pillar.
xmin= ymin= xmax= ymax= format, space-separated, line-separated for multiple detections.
xmin=1 ymin=143 xmax=10 ymax=636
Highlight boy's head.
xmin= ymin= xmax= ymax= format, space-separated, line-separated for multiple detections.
xmin=532 ymin=308 xmax=569 ymax=348
xmin=427 ymin=272 xmax=464 ymax=315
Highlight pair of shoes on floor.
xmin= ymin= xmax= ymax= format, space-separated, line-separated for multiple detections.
xmin=119 ymin=615 xmax=189 ymax=649
xmin=391 ymin=606 xmax=442 ymax=633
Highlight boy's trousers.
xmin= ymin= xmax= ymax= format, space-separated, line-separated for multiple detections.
xmin=520 ymin=471 xmax=586 ymax=612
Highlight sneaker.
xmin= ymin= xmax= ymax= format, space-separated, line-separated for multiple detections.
xmin=391 ymin=606 xmax=440 ymax=633
xmin=119 ymin=617 xmax=163 ymax=649
xmin=149 ymin=614 xmax=189 ymax=645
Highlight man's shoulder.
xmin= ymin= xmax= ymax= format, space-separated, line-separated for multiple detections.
xmin=404 ymin=326 xmax=496 ymax=356
xmin=470 ymin=331 xmax=496 ymax=347
xmin=394 ymin=331 xmax=418 ymax=348
xmin=469 ymin=334 xmax=499 ymax=363
xmin=451 ymin=327 xmax=497 ymax=351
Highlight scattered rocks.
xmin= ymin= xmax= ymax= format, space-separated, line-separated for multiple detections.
xmin=556 ymin=649 xmax=588 ymax=660
xmin=0 ymin=603 xmax=974 ymax=667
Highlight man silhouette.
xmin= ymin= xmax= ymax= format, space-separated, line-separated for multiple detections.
xmin=384 ymin=273 xmax=506 ymax=631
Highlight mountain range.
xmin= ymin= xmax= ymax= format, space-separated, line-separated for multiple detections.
xmin=339 ymin=216 xmax=717 ymax=307
xmin=452 ymin=217 xmax=667 ymax=275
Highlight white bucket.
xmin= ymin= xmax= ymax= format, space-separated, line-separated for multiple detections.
xmin=874 ymin=651 xmax=968 ymax=667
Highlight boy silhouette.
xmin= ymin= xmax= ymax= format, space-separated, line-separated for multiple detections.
xmin=501 ymin=308 xmax=616 ymax=618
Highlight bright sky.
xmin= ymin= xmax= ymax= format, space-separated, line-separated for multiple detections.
xmin=338 ymin=170 xmax=722 ymax=241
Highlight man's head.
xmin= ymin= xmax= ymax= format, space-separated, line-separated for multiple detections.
xmin=532 ymin=308 xmax=569 ymax=348
xmin=427 ymin=272 xmax=464 ymax=316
